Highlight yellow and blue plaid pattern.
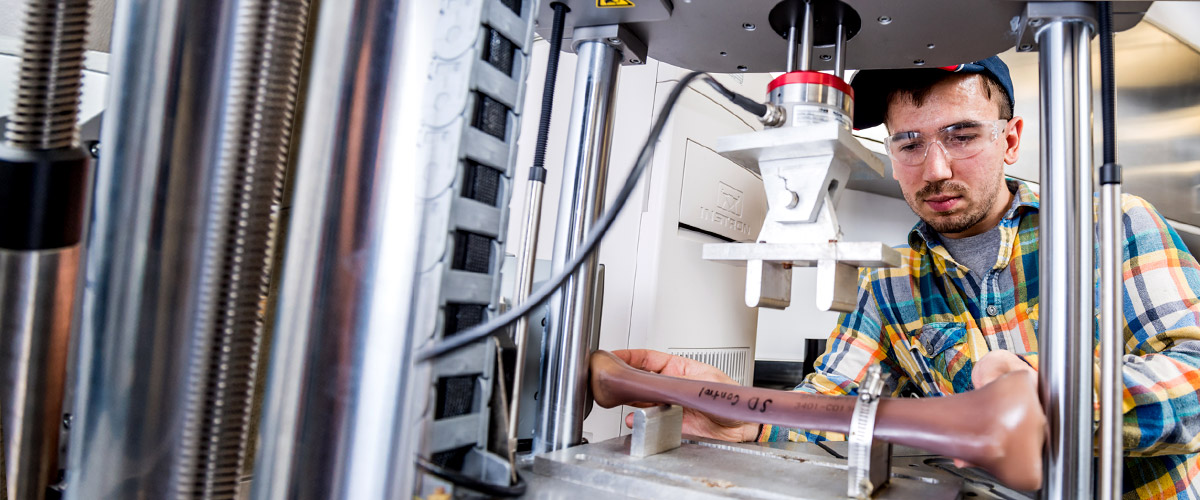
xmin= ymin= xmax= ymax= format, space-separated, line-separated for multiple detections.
xmin=759 ymin=180 xmax=1200 ymax=499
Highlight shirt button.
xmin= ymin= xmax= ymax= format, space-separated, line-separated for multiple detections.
xmin=986 ymin=305 xmax=1000 ymax=316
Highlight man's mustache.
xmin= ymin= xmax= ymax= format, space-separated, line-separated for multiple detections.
xmin=917 ymin=180 xmax=968 ymax=201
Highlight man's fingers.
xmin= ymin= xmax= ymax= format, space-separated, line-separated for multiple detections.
xmin=611 ymin=349 xmax=738 ymax=384
xmin=625 ymin=412 xmax=634 ymax=428
xmin=611 ymin=349 xmax=683 ymax=375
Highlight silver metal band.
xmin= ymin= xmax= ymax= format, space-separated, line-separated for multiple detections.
xmin=847 ymin=364 xmax=886 ymax=499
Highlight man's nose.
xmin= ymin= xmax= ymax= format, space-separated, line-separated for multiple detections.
xmin=922 ymin=142 xmax=954 ymax=183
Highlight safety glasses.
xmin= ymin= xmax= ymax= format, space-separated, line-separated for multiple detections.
xmin=884 ymin=119 xmax=1010 ymax=166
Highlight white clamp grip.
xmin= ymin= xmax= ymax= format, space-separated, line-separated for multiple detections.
xmin=847 ymin=364 xmax=891 ymax=499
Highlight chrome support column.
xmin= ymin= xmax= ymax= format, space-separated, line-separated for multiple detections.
xmin=1035 ymin=12 xmax=1095 ymax=500
xmin=534 ymin=34 xmax=623 ymax=454
xmin=1099 ymin=181 xmax=1124 ymax=500
xmin=66 ymin=0 xmax=240 ymax=497
xmin=1 ymin=248 xmax=79 ymax=499
xmin=1 ymin=0 xmax=92 ymax=498
xmin=250 ymin=0 xmax=436 ymax=498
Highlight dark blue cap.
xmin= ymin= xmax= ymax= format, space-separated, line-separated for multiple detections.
xmin=849 ymin=55 xmax=1015 ymax=130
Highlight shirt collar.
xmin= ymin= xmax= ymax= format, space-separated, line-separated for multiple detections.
xmin=907 ymin=178 xmax=1039 ymax=250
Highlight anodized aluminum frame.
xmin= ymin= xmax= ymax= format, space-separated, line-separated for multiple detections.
xmin=534 ymin=37 xmax=622 ymax=454
xmin=250 ymin=0 xmax=437 ymax=497
xmin=1035 ymin=15 xmax=1095 ymax=500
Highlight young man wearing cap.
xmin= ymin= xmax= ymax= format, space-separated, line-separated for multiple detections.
xmin=615 ymin=56 xmax=1200 ymax=497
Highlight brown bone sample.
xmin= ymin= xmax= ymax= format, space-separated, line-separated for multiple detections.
xmin=589 ymin=350 xmax=1046 ymax=491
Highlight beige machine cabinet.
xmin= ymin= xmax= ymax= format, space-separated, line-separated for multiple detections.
xmin=581 ymin=65 xmax=773 ymax=441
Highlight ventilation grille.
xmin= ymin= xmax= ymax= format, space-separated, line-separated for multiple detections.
xmin=668 ymin=347 xmax=752 ymax=386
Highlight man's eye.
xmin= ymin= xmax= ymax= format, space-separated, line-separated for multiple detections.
xmin=898 ymin=143 xmax=924 ymax=153
xmin=946 ymin=134 xmax=978 ymax=146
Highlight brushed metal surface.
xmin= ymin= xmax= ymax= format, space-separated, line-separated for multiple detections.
xmin=536 ymin=0 xmax=1147 ymax=74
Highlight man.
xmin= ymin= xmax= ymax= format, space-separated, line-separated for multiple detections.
xmin=615 ymin=57 xmax=1200 ymax=498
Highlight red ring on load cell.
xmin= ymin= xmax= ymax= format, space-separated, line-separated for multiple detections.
xmin=766 ymin=71 xmax=854 ymax=99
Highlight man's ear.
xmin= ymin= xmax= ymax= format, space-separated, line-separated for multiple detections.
xmin=1004 ymin=117 xmax=1024 ymax=165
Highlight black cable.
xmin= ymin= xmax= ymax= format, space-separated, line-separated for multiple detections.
xmin=703 ymin=76 xmax=769 ymax=118
xmin=530 ymin=2 xmax=569 ymax=183
xmin=1098 ymin=1 xmax=1121 ymax=185
xmin=416 ymin=457 xmax=527 ymax=497
xmin=417 ymin=71 xmax=711 ymax=361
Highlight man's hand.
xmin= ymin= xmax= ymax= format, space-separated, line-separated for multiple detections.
xmin=611 ymin=349 xmax=761 ymax=443
xmin=973 ymin=350 xmax=1036 ymax=389
xmin=951 ymin=349 xmax=1039 ymax=469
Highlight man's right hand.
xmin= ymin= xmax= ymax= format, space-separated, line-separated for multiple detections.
xmin=610 ymin=349 xmax=762 ymax=443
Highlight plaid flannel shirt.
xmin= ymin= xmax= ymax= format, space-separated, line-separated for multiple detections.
xmin=758 ymin=180 xmax=1200 ymax=499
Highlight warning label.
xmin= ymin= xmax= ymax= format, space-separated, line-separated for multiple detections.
xmin=597 ymin=0 xmax=635 ymax=7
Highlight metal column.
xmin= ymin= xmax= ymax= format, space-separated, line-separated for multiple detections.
xmin=67 ymin=0 xmax=308 ymax=497
xmin=66 ymin=0 xmax=240 ymax=497
xmin=1 ymin=1 xmax=91 ymax=498
xmin=1035 ymin=14 xmax=1095 ymax=500
xmin=535 ymin=37 xmax=623 ymax=454
xmin=249 ymin=0 xmax=435 ymax=497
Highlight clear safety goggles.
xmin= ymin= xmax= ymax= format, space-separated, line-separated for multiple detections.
xmin=883 ymin=119 xmax=1010 ymax=166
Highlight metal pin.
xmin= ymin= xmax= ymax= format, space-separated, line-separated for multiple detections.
xmin=786 ymin=23 xmax=798 ymax=72
xmin=798 ymin=0 xmax=814 ymax=71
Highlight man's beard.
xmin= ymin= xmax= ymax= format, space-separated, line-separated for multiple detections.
xmin=906 ymin=179 xmax=999 ymax=234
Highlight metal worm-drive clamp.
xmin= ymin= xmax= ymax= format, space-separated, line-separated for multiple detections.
xmin=847 ymin=364 xmax=891 ymax=498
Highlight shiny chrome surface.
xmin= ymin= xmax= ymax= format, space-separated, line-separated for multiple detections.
xmin=768 ymin=82 xmax=853 ymax=128
xmin=66 ymin=0 xmax=240 ymax=497
xmin=798 ymin=0 xmax=814 ymax=71
xmin=534 ymin=39 xmax=621 ymax=454
xmin=1099 ymin=182 xmax=1125 ymax=500
xmin=1035 ymin=18 xmax=1094 ymax=500
xmin=509 ymin=178 xmax=544 ymax=460
xmin=250 ymin=0 xmax=436 ymax=497
xmin=555 ymin=0 xmax=1146 ymax=74
xmin=175 ymin=0 xmax=310 ymax=497
xmin=6 ymin=0 xmax=89 ymax=150
xmin=0 ymin=248 xmax=78 ymax=500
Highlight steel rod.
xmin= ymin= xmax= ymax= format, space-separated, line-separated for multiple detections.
xmin=1099 ymin=181 xmax=1125 ymax=500
xmin=66 ymin=0 xmax=241 ymax=497
xmin=250 ymin=0 xmax=438 ymax=497
xmin=1 ymin=1 xmax=91 ymax=498
xmin=508 ymin=178 xmax=543 ymax=453
xmin=0 ymin=248 xmax=78 ymax=500
xmin=798 ymin=0 xmax=814 ymax=71
xmin=1035 ymin=17 xmax=1095 ymax=500
xmin=833 ymin=20 xmax=846 ymax=79
xmin=534 ymin=38 xmax=622 ymax=454
xmin=786 ymin=23 xmax=798 ymax=73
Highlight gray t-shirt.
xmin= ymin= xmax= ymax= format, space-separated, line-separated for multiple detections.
xmin=938 ymin=225 xmax=1003 ymax=282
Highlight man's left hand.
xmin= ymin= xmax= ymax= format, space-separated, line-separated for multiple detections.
xmin=952 ymin=350 xmax=1038 ymax=469
xmin=972 ymin=350 xmax=1036 ymax=388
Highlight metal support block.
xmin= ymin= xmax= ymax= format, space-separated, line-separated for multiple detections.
xmin=708 ymin=242 xmax=899 ymax=312
xmin=704 ymin=241 xmax=901 ymax=268
xmin=746 ymin=260 xmax=792 ymax=309
xmin=817 ymin=259 xmax=859 ymax=312
xmin=629 ymin=405 xmax=683 ymax=458
xmin=571 ymin=25 xmax=648 ymax=66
